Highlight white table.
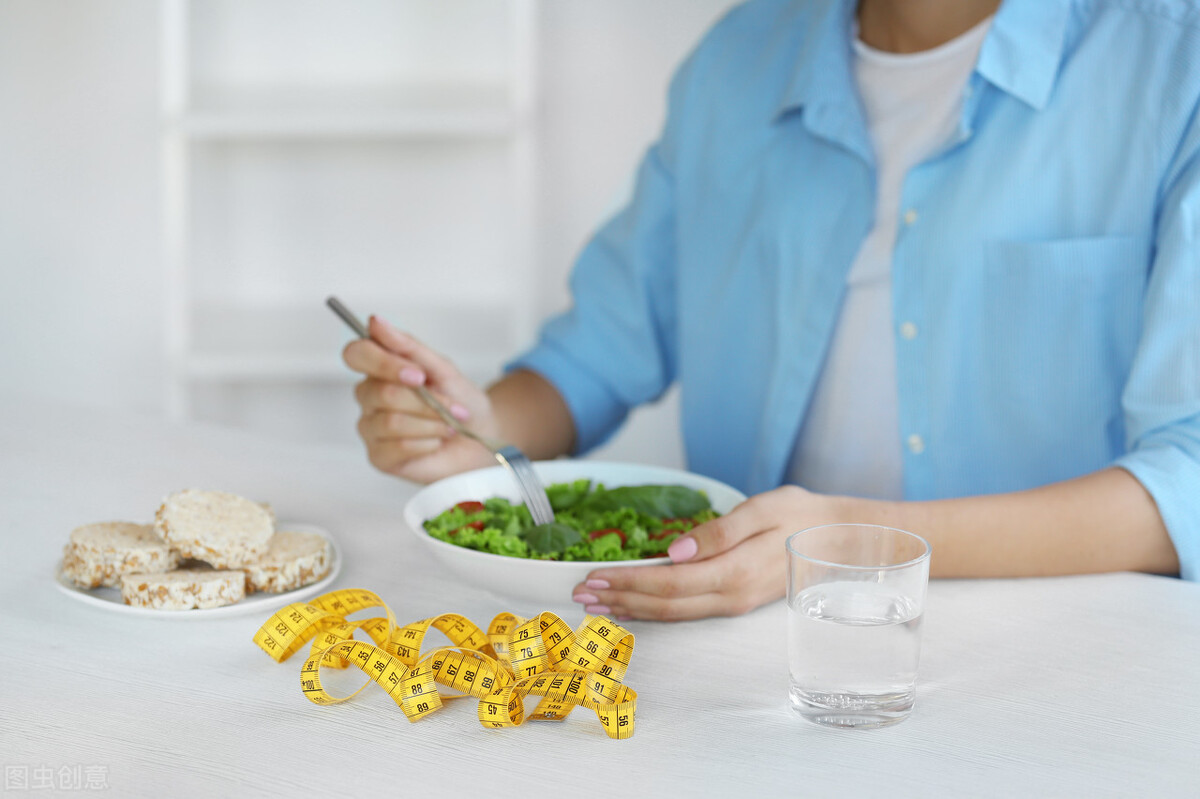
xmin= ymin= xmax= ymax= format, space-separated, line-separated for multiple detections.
xmin=2 ymin=399 xmax=1198 ymax=797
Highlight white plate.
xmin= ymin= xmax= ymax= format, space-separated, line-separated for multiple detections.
xmin=53 ymin=522 xmax=342 ymax=620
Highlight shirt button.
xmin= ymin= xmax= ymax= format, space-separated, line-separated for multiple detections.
xmin=900 ymin=321 xmax=919 ymax=340
xmin=903 ymin=208 xmax=919 ymax=226
xmin=907 ymin=434 xmax=925 ymax=454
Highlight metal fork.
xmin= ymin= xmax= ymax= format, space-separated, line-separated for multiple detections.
xmin=327 ymin=296 xmax=555 ymax=525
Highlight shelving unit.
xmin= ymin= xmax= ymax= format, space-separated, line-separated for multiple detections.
xmin=182 ymin=295 xmax=520 ymax=382
xmin=158 ymin=0 xmax=539 ymax=440
xmin=178 ymin=85 xmax=518 ymax=139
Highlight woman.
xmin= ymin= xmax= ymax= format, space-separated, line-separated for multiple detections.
xmin=344 ymin=0 xmax=1199 ymax=619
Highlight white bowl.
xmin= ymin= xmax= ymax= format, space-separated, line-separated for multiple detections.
xmin=402 ymin=460 xmax=747 ymax=609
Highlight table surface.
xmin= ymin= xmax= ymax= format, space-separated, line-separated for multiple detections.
xmin=2 ymin=398 xmax=1199 ymax=798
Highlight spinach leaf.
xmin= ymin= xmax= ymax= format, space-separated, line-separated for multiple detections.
xmin=578 ymin=485 xmax=711 ymax=518
xmin=521 ymin=522 xmax=583 ymax=555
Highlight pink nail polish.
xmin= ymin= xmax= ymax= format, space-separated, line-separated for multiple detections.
xmin=585 ymin=604 xmax=611 ymax=615
xmin=668 ymin=536 xmax=698 ymax=563
xmin=573 ymin=593 xmax=598 ymax=605
xmin=585 ymin=579 xmax=610 ymax=590
xmin=450 ymin=403 xmax=470 ymax=421
xmin=399 ymin=367 xmax=425 ymax=385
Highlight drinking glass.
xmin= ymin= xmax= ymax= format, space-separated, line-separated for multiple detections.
xmin=786 ymin=523 xmax=931 ymax=729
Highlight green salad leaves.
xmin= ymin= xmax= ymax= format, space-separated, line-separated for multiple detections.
xmin=422 ymin=480 xmax=719 ymax=562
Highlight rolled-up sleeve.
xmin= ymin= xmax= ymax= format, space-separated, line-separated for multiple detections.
xmin=506 ymin=69 xmax=691 ymax=453
xmin=1114 ymin=101 xmax=1200 ymax=580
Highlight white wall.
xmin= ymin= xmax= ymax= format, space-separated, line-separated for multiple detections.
xmin=0 ymin=0 xmax=164 ymax=412
xmin=0 ymin=0 xmax=737 ymax=468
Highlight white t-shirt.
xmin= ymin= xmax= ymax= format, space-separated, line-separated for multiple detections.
xmin=788 ymin=16 xmax=992 ymax=499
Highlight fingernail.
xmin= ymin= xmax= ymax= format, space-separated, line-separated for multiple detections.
xmin=399 ymin=367 xmax=425 ymax=385
xmin=585 ymin=579 xmax=610 ymax=590
xmin=450 ymin=403 xmax=470 ymax=421
xmin=668 ymin=536 xmax=698 ymax=563
xmin=585 ymin=604 xmax=611 ymax=615
xmin=377 ymin=316 xmax=398 ymax=336
xmin=572 ymin=593 xmax=598 ymax=605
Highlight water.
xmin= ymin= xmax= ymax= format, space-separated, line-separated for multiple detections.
xmin=788 ymin=581 xmax=923 ymax=728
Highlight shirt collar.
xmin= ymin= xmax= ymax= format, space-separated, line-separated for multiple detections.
xmin=774 ymin=0 xmax=1072 ymax=118
xmin=773 ymin=0 xmax=857 ymax=120
xmin=975 ymin=0 xmax=1071 ymax=110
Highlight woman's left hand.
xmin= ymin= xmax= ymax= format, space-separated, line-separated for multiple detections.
xmin=569 ymin=485 xmax=842 ymax=621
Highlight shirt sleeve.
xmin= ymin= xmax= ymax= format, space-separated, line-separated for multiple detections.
xmin=505 ymin=75 xmax=692 ymax=455
xmin=1113 ymin=98 xmax=1200 ymax=580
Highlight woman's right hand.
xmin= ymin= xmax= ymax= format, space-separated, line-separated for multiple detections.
xmin=342 ymin=316 xmax=498 ymax=484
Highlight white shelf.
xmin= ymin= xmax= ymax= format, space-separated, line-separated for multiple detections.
xmin=183 ymin=353 xmax=353 ymax=381
xmin=181 ymin=351 xmax=507 ymax=382
xmin=179 ymin=297 xmax=517 ymax=385
xmin=173 ymin=84 xmax=521 ymax=140
xmin=187 ymin=295 xmax=521 ymax=344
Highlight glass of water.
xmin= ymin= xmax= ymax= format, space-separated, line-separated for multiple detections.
xmin=786 ymin=523 xmax=931 ymax=729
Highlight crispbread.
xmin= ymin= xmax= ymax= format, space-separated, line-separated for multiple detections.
xmin=61 ymin=522 xmax=179 ymax=589
xmin=243 ymin=530 xmax=331 ymax=593
xmin=154 ymin=489 xmax=273 ymax=568
xmin=120 ymin=569 xmax=245 ymax=610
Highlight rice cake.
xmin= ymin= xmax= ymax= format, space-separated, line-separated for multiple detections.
xmin=243 ymin=530 xmax=332 ymax=593
xmin=120 ymin=569 xmax=245 ymax=610
xmin=61 ymin=522 xmax=180 ymax=589
xmin=155 ymin=489 xmax=273 ymax=568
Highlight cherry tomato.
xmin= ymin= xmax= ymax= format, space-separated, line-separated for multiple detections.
xmin=455 ymin=501 xmax=486 ymax=514
xmin=588 ymin=528 xmax=627 ymax=546
xmin=450 ymin=520 xmax=485 ymax=535
xmin=649 ymin=529 xmax=679 ymax=541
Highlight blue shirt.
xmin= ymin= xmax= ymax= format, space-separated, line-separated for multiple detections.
xmin=509 ymin=0 xmax=1200 ymax=579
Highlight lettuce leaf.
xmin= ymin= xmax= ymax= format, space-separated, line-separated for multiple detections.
xmin=546 ymin=479 xmax=592 ymax=512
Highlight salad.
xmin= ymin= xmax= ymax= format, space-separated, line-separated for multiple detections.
xmin=422 ymin=480 xmax=720 ymax=561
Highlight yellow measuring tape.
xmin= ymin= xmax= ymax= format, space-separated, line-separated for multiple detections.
xmin=252 ymin=588 xmax=637 ymax=739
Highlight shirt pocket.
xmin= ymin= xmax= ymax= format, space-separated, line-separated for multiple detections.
xmin=979 ymin=235 xmax=1148 ymax=459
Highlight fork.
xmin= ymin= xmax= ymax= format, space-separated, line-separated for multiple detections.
xmin=326 ymin=296 xmax=555 ymax=525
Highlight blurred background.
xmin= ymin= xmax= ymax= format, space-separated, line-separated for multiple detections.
xmin=0 ymin=0 xmax=738 ymax=468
